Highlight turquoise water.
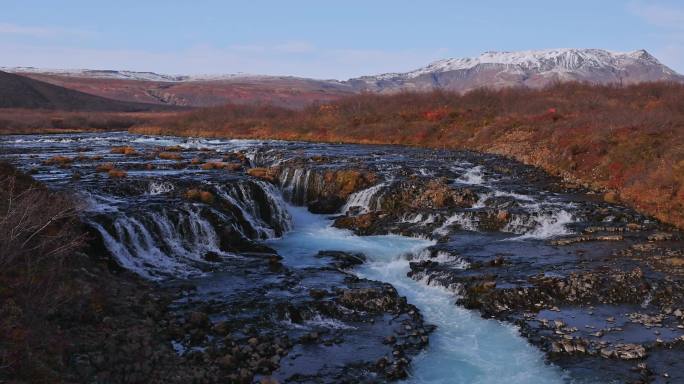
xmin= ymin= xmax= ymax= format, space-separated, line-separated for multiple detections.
xmin=268 ymin=205 xmax=566 ymax=384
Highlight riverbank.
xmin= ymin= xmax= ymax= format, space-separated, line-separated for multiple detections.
xmin=129 ymin=82 xmax=684 ymax=230
xmin=2 ymin=132 xmax=682 ymax=383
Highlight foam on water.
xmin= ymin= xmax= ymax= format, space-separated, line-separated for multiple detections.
xmin=268 ymin=205 xmax=566 ymax=384
xmin=503 ymin=204 xmax=576 ymax=240
xmin=434 ymin=212 xmax=479 ymax=235
xmin=340 ymin=182 xmax=386 ymax=214
xmin=456 ymin=165 xmax=485 ymax=185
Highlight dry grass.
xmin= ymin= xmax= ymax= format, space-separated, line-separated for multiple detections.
xmin=95 ymin=162 xmax=115 ymax=172
xmin=158 ymin=152 xmax=183 ymax=161
xmin=0 ymin=162 xmax=84 ymax=379
xmin=0 ymin=109 xmax=180 ymax=134
xmin=201 ymin=161 xmax=242 ymax=171
xmin=185 ymin=188 xmax=214 ymax=204
xmin=108 ymin=168 xmax=128 ymax=178
xmin=110 ymin=146 xmax=138 ymax=156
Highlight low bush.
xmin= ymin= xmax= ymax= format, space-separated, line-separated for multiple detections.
xmin=0 ymin=162 xmax=84 ymax=379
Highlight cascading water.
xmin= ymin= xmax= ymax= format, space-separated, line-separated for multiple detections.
xmin=214 ymin=181 xmax=292 ymax=239
xmin=341 ymin=182 xmax=387 ymax=214
xmin=6 ymin=132 xmax=644 ymax=382
xmin=279 ymin=167 xmax=313 ymax=205
xmin=87 ymin=177 xmax=293 ymax=279
xmin=88 ymin=204 xmax=225 ymax=279
xmin=267 ymin=203 xmax=566 ymax=383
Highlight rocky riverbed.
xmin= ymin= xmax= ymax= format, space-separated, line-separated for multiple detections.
xmin=1 ymin=132 xmax=682 ymax=383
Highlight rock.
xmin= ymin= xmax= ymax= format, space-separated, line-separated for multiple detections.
xmin=217 ymin=354 xmax=236 ymax=369
xmin=603 ymin=191 xmax=619 ymax=203
xmin=247 ymin=167 xmax=278 ymax=182
xmin=189 ymin=311 xmax=209 ymax=328
xmin=316 ymin=250 xmax=366 ymax=269
xmin=203 ymin=252 xmax=221 ymax=262
xmin=613 ymin=344 xmax=647 ymax=360
xmin=212 ymin=321 xmax=230 ymax=336
xmin=308 ymin=289 xmax=327 ymax=300
xmin=648 ymin=232 xmax=674 ymax=241
xmin=333 ymin=212 xmax=380 ymax=234
xmin=308 ymin=196 xmax=346 ymax=214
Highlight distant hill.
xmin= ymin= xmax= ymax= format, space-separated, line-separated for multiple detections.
xmin=0 ymin=69 xmax=355 ymax=109
xmin=3 ymin=48 xmax=683 ymax=108
xmin=349 ymin=49 xmax=684 ymax=93
xmin=0 ymin=70 xmax=176 ymax=111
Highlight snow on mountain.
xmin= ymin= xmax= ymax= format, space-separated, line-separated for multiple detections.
xmin=350 ymin=48 xmax=683 ymax=92
xmin=2 ymin=48 xmax=681 ymax=93
xmin=0 ymin=67 xmax=187 ymax=82
xmin=0 ymin=67 xmax=285 ymax=82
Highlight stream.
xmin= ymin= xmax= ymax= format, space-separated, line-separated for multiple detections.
xmin=3 ymin=131 xmax=681 ymax=383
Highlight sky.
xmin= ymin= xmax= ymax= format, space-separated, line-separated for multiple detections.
xmin=1 ymin=0 xmax=683 ymax=79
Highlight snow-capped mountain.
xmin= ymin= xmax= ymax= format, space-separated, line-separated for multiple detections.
xmin=0 ymin=67 xmax=191 ymax=82
xmin=2 ymin=49 xmax=682 ymax=107
xmin=348 ymin=49 xmax=684 ymax=92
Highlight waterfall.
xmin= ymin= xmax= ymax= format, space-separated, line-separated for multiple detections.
xmin=88 ymin=179 xmax=293 ymax=279
xmin=279 ymin=167 xmax=315 ymax=205
xmin=88 ymin=204 xmax=226 ymax=280
xmin=340 ymin=182 xmax=386 ymax=214
xmin=214 ymin=181 xmax=292 ymax=239
xmin=503 ymin=206 xmax=576 ymax=239
xmin=254 ymin=180 xmax=293 ymax=234
xmin=433 ymin=212 xmax=479 ymax=235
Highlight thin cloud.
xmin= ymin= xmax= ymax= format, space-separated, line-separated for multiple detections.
xmin=0 ymin=22 xmax=92 ymax=38
xmin=275 ymin=41 xmax=316 ymax=53
xmin=0 ymin=40 xmax=447 ymax=79
xmin=628 ymin=1 xmax=684 ymax=29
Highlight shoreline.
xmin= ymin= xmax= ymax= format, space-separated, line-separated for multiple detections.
xmin=129 ymin=126 xmax=684 ymax=232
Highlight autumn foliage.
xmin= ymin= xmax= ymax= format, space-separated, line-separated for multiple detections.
xmin=132 ymin=82 xmax=681 ymax=229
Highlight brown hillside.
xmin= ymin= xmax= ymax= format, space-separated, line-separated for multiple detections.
xmin=0 ymin=71 xmax=176 ymax=112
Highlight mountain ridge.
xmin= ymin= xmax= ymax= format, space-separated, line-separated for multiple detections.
xmin=350 ymin=48 xmax=684 ymax=93
xmin=0 ymin=70 xmax=176 ymax=111
xmin=3 ymin=48 xmax=682 ymax=107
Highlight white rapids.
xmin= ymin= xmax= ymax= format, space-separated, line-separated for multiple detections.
xmin=268 ymin=205 xmax=566 ymax=384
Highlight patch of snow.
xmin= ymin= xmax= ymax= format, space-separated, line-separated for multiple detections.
xmin=358 ymin=48 xmax=674 ymax=81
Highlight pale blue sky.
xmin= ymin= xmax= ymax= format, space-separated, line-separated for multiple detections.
xmin=2 ymin=0 xmax=683 ymax=79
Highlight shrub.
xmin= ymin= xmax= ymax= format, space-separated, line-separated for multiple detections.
xmin=158 ymin=152 xmax=183 ymax=160
xmin=185 ymin=188 xmax=214 ymax=203
xmin=95 ymin=162 xmax=115 ymax=172
xmin=0 ymin=162 xmax=84 ymax=379
xmin=201 ymin=161 xmax=242 ymax=171
xmin=44 ymin=155 xmax=73 ymax=166
xmin=110 ymin=146 xmax=138 ymax=155
xmin=107 ymin=169 xmax=127 ymax=178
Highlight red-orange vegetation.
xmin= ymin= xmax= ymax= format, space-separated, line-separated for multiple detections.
xmin=107 ymin=169 xmax=127 ymax=178
xmin=44 ymin=156 xmax=73 ymax=166
xmin=185 ymin=188 xmax=214 ymax=204
xmin=158 ymin=152 xmax=183 ymax=161
xmin=201 ymin=161 xmax=241 ymax=171
xmin=110 ymin=146 xmax=138 ymax=156
xmin=95 ymin=163 xmax=115 ymax=172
